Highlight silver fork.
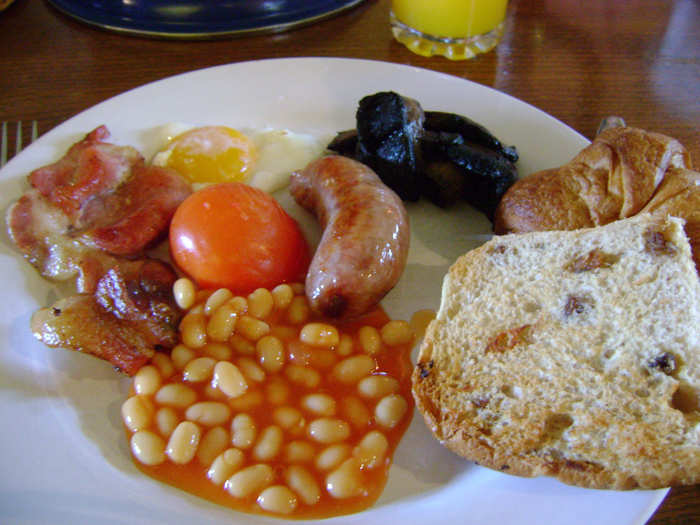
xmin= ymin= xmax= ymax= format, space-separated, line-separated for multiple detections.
xmin=1 ymin=120 xmax=39 ymax=167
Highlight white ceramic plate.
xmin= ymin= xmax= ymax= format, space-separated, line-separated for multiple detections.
xmin=0 ymin=58 xmax=667 ymax=525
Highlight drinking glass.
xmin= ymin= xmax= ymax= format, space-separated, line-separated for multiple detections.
xmin=391 ymin=0 xmax=509 ymax=60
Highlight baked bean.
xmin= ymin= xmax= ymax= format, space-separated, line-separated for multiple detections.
xmin=151 ymin=352 xmax=175 ymax=379
xmin=358 ymin=325 xmax=382 ymax=355
xmin=265 ymin=378 xmax=290 ymax=405
xmin=201 ymin=342 xmax=233 ymax=361
xmin=166 ymin=421 xmax=201 ymax=464
xmin=257 ymin=485 xmax=298 ymax=515
xmin=284 ymin=441 xmax=316 ymax=463
xmin=271 ymin=284 xmax=294 ymax=309
xmin=206 ymin=303 xmax=238 ymax=342
xmin=285 ymin=465 xmax=321 ymax=505
xmin=188 ymin=302 xmax=205 ymax=315
xmin=271 ymin=324 xmax=298 ymax=342
xmin=225 ymin=464 xmax=275 ymax=498
xmin=236 ymin=357 xmax=266 ymax=383
xmin=230 ymin=334 xmax=255 ymax=356
xmin=353 ymin=430 xmax=389 ymax=469
xmin=256 ymin=335 xmax=285 ymax=373
xmin=285 ymin=365 xmax=321 ymax=389
xmin=315 ymin=443 xmax=351 ymax=471
xmin=227 ymin=296 xmax=249 ymax=315
xmin=253 ymin=425 xmax=283 ymax=461
xmin=248 ymin=288 xmax=274 ymax=319
xmin=155 ymin=384 xmax=197 ymax=408
xmin=273 ymin=406 xmax=304 ymax=431
xmin=121 ymin=395 xmax=154 ymax=432
xmin=183 ymin=357 xmax=216 ymax=383
xmin=300 ymin=323 xmax=339 ymax=348
xmin=301 ymin=394 xmax=336 ymax=416
xmin=231 ymin=413 xmax=257 ymax=449
xmin=212 ymin=361 xmax=248 ymax=398
xmin=208 ymin=448 xmax=245 ymax=485
xmin=155 ymin=407 xmax=179 ymax=437
xmin=340 ymin=396 xmax=371 ymax=428
xmin=204 ymin=288 xmax=234 ymax=315
xmin=197 ymin=426 xmax=229 ymax=467
xmin=288 ymin=341 xmax=336 ymax=369
xmin=326 ymin=458 xmax=364 ymax=499
xmin=332 ymin=355 xmax=376 ymax=384
xmin=171 ymin=344 xmax=196 ymax=370
xmin=308 ymin=418 xmax=350 ymax=444
xmin=380 ymin=320 xmax=414 ymax=346
xmin=131 ymin=430 xmax=166 ymax=466
xmin=287 ymin=296 xmax=310 ymax=324
xmin=337 ymin=334 xmax=354 ymax=356
xmin=375 ymin=394 xmax=408 ymax=428
xmin=229 ymin=390 xmax=263 ymax=411
xmin=237 ymin=315 xmax=270 ymax=341
xmin=180 ymin=312 xmax=207 ymax=349
xmin=133 ymin=365 xmax=161 ymax=395
xmin=185 ymin=402 xmax=231 ymax=426
xmin=173 ymin=277 xmax=196 ymax=310
xmin=357 ymin=375 xmax=400 ymax=399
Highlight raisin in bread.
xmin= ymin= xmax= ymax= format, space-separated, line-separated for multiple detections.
xmin=412 ymin=214 xmax=700 ymax=489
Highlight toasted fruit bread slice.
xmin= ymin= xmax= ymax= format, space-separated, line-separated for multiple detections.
xmin=413 ymin=214 xmax=700 ymax=489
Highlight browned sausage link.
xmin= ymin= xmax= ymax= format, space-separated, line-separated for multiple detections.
xmin=290 ymin=155 xmax=410 ymax=319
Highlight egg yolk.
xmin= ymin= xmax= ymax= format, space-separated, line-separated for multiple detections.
xmin=159 ymin=126 xmax=257 ymax=184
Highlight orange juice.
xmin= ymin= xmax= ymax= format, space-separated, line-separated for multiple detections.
xmin=391 ymin=0 xmax=508 ymax=38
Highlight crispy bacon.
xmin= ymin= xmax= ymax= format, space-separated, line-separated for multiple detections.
xmin=7 ymin=126 xmax=191 ymax=374
xmin=30 ymin=259 xmax=181 ymax=376
xmin=6 ymin=126 xmax=191 ymax=292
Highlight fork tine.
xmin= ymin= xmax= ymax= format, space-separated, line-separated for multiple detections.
xmin=31 ymin=120 xmax=38 ymax=143
xmin=1 ymin=121 xmax=7 ymax=167
xmin=0 ymin=122 xmax=7 ymax=166
xmin=15 ymin=121 xmax=23 ymax=157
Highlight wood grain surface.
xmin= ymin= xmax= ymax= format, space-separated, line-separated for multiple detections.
xmin=0 ymin=0 xmax=698 ymax=523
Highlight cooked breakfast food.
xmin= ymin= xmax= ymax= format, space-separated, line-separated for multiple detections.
xmin=413 ymin=214 xmax=700 ymax=489
xmin=152 ymin=124 xmax=324 ymax=193
xmin=290 ymin=155 xmax=410 ymax=320
xmin=5 ymin=120 xmax=422 ymax=517
xmin=5 ymin=124 xmax=325 ymax=374
xmin=6 ymin=126 xmax=191 ymax=373
xmin=169 ymin=182 xmax=309 ymax=294
xmin=493 ymin=126 xmax=700 ymax=270
xmin=328 ymin=91 xmax=518 ymax=217
xmin=31 ymin=258 xmax=180 ymax=375
xmin=6 ymin=126 xmax=192 ymax=293
xmin=123 ymin=278 xmax=414 ymax=518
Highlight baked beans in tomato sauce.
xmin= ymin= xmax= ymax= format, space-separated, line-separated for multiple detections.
xmin=122 ymin=279 xmax=415 ymax=519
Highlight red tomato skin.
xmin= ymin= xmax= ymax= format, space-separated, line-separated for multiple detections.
xmin=169 ymin=182 xmax=310 ymax=294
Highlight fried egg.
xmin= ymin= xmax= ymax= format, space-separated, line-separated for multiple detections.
xmin=152 ymin=123 xmax=325 ymax=193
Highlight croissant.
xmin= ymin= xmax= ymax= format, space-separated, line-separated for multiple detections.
xmin=493 ymin=126 xmax=700 ymax=269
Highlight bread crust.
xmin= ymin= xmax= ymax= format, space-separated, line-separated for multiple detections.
xmin=413 ymin=215 xmax=700 ymax=490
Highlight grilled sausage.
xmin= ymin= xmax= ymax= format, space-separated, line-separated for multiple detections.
xmin=290 ymin=155 xmax=410 ymax=319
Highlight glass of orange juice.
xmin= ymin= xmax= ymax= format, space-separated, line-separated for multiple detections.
xmin=391 ymin=0 xmax=509 ymax=60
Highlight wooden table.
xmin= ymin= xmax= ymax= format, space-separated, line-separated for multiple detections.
xmin=1 ymin=1 xmax=698 ymax=523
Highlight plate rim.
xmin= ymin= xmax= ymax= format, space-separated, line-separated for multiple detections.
xmin=45 ymin=0 xmax=368 ymax=40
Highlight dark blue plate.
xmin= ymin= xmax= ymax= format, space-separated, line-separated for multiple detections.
xmin=46 ymin=0 xmax=367 ymax=39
